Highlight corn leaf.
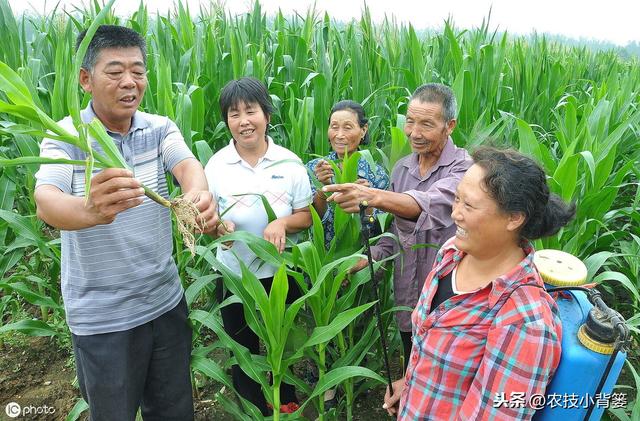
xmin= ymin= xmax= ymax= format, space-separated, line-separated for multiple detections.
xmin=0 ymin=319 xmax=59 ymax=336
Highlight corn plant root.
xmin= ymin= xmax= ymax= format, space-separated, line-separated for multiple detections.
xmin=142 ymin=186 xmax=203 ymax=256
xmin=171 ymin=197 xmax=204 ymax=256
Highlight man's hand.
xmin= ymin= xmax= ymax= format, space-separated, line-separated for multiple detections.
xmin=263 ymin=219 xmax=287 ymax=253
xmin=183 ymin=190 xmax=219 ymax=234
xmin=382 ymin=378 xmax=406 ymax=416
xmin=314 ymin=159 xmax=335 ymax=185
xmin=86 ymin=168 xmax=144 ymax=225
xmin=322 ymin=183 xmax=376 ymax=213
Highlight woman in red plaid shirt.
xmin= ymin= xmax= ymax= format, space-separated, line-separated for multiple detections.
xmin=383 ymin=147 xmax=576 ymax=420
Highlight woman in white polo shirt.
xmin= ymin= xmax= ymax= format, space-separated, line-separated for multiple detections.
xmin=204 ymin=77 xmax=312 ymax=415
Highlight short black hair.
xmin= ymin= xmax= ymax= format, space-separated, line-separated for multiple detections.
xmin=328 ymin=100 xmax=370 ymax=145
xmin=76 ymin=25 xmax=146 ymax=71
xmin=472 ymin=147 xmax=576 ymax=240
xmin=410 ymin=83 xmax=457 ymax=122
xmin=219 ymin=77 xmax=275 ymax=126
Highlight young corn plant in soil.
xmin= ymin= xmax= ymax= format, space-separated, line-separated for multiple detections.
xmin=301 ymin=149 xmax=400 ymax=420
xmin=0 ymin=1 xmax=202 ymax=254
xmin=191 ymin=230 xmax=386 ymax=420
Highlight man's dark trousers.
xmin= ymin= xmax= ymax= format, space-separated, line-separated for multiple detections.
xmin=71 ymin=295 xmax=193 ymax=421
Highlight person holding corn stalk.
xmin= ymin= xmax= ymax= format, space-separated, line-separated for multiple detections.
xmin=33 ymin=25 xmax=217 ymax=421
xmin=204 ymin=77 xmax=313 ymax=415
xmin=323 ymin=83 xmax=472 ymax=371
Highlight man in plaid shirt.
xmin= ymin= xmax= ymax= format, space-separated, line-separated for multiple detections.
xmin=383 ymin=148 xmax=575 ymax=420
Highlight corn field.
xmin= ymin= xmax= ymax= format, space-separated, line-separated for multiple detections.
xmin=0 ymin=0 xmax=639 ymax=419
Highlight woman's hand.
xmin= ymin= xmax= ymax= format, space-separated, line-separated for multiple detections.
xmin=263 ymin=219 xmax=287 ymax=253
xmin=382 ymin=378 xmax=406 ymax=416
xmin=216 ymin=219 xmax=235 ymax=249
xmin=314 ymin=159 xmax=335 ymax=185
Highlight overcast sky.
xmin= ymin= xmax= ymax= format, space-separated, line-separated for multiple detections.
xmin=9 ymin=0 xmax=640 ymax=46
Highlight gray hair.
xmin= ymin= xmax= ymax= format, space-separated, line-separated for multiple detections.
xmin=410 ymin=83 xmax=457 ymax=122
xmin=76 ymin=25 xmax=147 ymax=72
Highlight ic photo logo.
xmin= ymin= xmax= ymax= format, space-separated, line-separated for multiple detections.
xmin=5 ymin=402 xmax=21 ymax=418
xmin=4 ymin=402 xmax=56 ymax=418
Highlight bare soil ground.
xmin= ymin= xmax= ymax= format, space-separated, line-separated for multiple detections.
xmin=0 ymin=336 xmax=390 ymax=421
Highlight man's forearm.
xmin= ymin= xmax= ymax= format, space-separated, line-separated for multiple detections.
xmin=172 ymin=158 xmax=208 ymax=192
xmin=369 ymin=189 xmax=421 ymax=221
xmin=35 ymin=186 xmax=99 ymax=230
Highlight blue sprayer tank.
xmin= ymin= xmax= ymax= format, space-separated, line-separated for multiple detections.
xmin=533 ymin=250 xmax=629 ymax=421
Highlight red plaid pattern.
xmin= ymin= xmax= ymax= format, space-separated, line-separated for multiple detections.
xmin=399 ymin=238 xmax=562 ymax=420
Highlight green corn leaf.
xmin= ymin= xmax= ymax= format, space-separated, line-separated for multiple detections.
xmin=0 ymin=281 xmax=60 ymax=309
xmin=304 ymin=301 xmax=376 ymax=348
xmin=332 ymin=321 xmax=379 ymax=368
xmin=0 ymin=250 xmax=22 ymax=278
xmin=552 ymin=153 xmax=579 ymax=201
xmin=0 ymin=319 xmax=59 ymax=336
xmin=0 ymin=156 xmax=90 ymax=167
xmin=184 ymin=274 xmax=219 ymax=306
xmin=309 ymin=205 xmax=325 ymax=258
xmin=584 ymin=251 xmax=616 ymax=281
xmin=193 ymin=140 xmax=213 ymax=166
xmin=86 ymin=119 xmax=128 ymax=168
xmin=0 ymin=122 xmax=72 ymax=141
xmin=64 ymin=399 xmax=89 ymax=421
xmin=212 ymin=391 xmax=259 ymax=421
xmin=0 ymin=174 xmax=16 ymax=243
xmin=0 ymin=98 xmax=40 ymax=122
xmin=191 ymin=355 xmax=233 ymax=390
xmin=268 ymin=264 xmax=288 ymax=343
xmin=593 ymin=271 xmax=640 ymax=303
xmin=212 ymin=231 xmax=283 ymax=268
xmin=297 ymin=366 xmax=385 ymax=413
xmin=238 ymin=261 xmax=271 ymax=323
xmin=516 ymin=118 xmax=555 ymax=173
xmin=68 ymin=0 xmax=116 ymax=126
xmin=0 ymin=210 xmax=47 ymax=250
xmin=190 ymin=309 xmax=271 ymax=393
xmin=232 ymin=193 xmax=277 ymax=223
xmin=195 ymin=244 xmax=268 ymax=340
xmin=389 ymin=125 xmax=409 ymax=172
xmin=294 ymin=241 xmax=322 ymax=282
xmin=578 ymin=151 xmax=597 ymax=188
xmin=0 ymin=60 xmax=35 ymax=106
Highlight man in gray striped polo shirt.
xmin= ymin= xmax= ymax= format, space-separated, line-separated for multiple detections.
xmin=34 ymin=25 xmax=217 ymax=421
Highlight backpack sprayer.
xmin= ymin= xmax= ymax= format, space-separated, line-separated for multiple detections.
xmin=533 ymin=250 xmax=631 ymax=421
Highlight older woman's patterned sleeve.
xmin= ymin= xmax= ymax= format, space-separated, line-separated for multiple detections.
xmin=372 ymin=163 xmax=390 ymax=190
